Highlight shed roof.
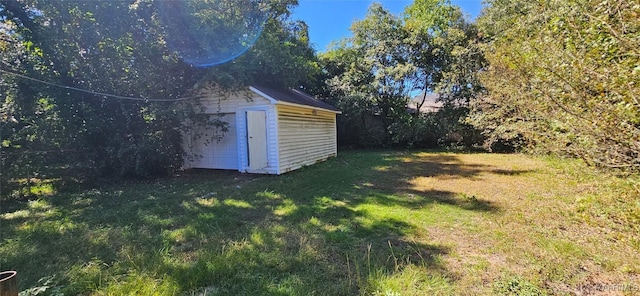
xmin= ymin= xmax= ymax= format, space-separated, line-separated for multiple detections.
xmin=250 ymin=85 xmax=341 ymax=113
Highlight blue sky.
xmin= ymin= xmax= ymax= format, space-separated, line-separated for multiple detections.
xmin=292 ymin=0 xmax=484 ymax=52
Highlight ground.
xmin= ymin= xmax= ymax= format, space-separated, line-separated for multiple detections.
xmin=1 ymin=150 xmax=638 ymax=295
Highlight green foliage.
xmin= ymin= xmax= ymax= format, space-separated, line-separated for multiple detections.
xmin=327 ymin=95 xmax=387 ymax=147
xmin=494 ymin=275 xmax=546 ymax=296
xmin=404 ymin=0 xmax=458 ymax=36
xmin=207 ymin=16 xmax=320 ymax=90
xmin=387 ymin=107 xmax=485 ymax=149
xmin=19 ymin=276 xmax=65 ymax=296
xmin=0 ymin=0 xmax=318 ymax=195
xmin=388 ymin=113 xmax=440 ymax=148
xmin=322 ymin=4 xmax=414 ymax=146
xmin=320 ymin=1 xmax=485 ymax=149
xmin=472 ymin=0 xmax=640 ymax=170
xmin=1 ymin=0 xmax=199 ymax=189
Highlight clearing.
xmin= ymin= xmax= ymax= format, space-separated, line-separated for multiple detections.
xmin=1 ymin=150 xmax=638 ymax=295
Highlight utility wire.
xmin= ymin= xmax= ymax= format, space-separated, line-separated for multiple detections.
xmin=0 ymin=68 xmax=205 ymax=266
xmin=0 ymin=68 xmax=205 ymax=102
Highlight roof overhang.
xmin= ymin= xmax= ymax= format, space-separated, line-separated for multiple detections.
xmin=249 ymin=86 xmax=342 ymax=114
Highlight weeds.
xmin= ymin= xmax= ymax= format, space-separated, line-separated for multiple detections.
xmin=493 ymin=275 xmax=546 ymax=296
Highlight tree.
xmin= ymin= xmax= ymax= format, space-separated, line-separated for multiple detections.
xmin=202 ymin=15 xmax=321 ymax=90
xmin=404 ymin=0 xmax=456 ymax=109
xmin=321 ymin=4 xmax=415 ymax=146
xmin=319 ymin=1 xmax=485 ymax=148
xmin=1 ymin=0 xmax=201 ymax=184
xmin=0 ymin=0 xmax=317 ymax=197
xmin=472 ymin=0 xmax=640 ymax=169
xmin=403 ymin=0 xmax=486 ymax=147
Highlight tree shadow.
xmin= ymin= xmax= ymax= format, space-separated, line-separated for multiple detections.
xmin=380 ymin=152 xmax=534 ymax=180
xmin=0 ymin=150 xmax=528 ymax=294
xmin=357 ymin=151 xmax=536 ymax=213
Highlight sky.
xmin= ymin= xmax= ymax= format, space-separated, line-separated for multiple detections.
xmin=292 ymin=0 xmax=484 ymax=52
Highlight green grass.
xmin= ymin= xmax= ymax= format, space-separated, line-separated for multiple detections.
xmin=1 ymin=150 xmax=638 ymax=295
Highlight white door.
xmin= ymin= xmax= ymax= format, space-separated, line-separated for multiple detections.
xmin=246 ymin=110 xmax=268 ymax=170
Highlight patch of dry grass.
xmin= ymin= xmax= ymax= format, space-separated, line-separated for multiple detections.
xmin=382 ymin=152 xmax=640 ymax=295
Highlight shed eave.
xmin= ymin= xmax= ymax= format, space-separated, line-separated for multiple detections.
xmin=248 ymin=86 xmax=279 ymax=105
xmin=248 ymin=86 xmax=342 ymax=114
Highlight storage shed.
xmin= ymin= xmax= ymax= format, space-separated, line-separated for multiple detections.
xmin=183 ymin=85 xmax=341 ymax=174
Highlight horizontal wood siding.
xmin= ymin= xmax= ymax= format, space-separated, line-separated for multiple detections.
xmin=267 ymin=106 xmax=279 ymax=174
xmin=198 ymin=89 xmax=271 ymax=114
xmin=277 ymin=105 xmax=337 ymax=173
xmin=185 ymin=113 xmax=238 ymax=170
xmin=187 ymin=88 xmax=276 ymax=173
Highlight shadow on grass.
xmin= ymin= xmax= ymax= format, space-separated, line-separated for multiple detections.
xmin=0 ymin=150 xmax=520 ymax=294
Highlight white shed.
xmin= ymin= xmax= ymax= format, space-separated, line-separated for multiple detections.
xmin=183 ymin=85 xmax=341 ymax=174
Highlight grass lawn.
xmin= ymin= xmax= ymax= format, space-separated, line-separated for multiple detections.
xmin=1 ymin=150 xmax=639 ymax=295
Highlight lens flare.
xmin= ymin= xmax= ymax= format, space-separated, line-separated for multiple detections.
xmin=158 ymin=0 xmax=268 ymax=67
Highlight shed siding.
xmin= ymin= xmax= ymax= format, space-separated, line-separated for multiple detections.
xmin=199 ymin=89 xmax=271 ymax=114
xmin=184 ymin=113 xmax=238 ymax=170
xmin=184 ymin=87 xmax=338 ymax=175
xmin=276 ymin=105 xmax=337 ymax=173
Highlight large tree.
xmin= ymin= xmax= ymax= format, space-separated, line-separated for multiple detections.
xmin=405 ymin=0 xmax=486 ymax=108
xmin=321 ymin=1 xmax=485 ymax=148
xmin=404 ymin=0 xmax=486 ymax=147
xmin=328 ymin=4 xmax=414 ymax=129
xmin=471 ymin=0 xmax=639 ymax=169
xmin=321 ymin=4 xmax=417 ymax=146
xmin=2 ymin=0 xmax=195 ymax=183
xmin=0 ymin=0 xmax=316 ymax=195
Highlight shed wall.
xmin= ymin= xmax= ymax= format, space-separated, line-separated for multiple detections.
xmin=184 ymin=89 xmax=272 ymax=172
xmin=185 ymin=88 xmax=338 ymax=175
xmin=199 ymin=90 xmax=271 ymax=114
xmin=276 ymin=105 xmax=337 ymax=173
xmin=185 ymin=113 xmax=238 ymax=170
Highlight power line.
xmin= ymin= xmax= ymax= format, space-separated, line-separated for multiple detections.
xmin=0 ymin=68 xmax=205 ymax=102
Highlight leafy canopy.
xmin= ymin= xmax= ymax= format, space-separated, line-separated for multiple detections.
xmin=0 ymin=0 xmax=317 ymax=194
xmin=471 ymin=0 xmax=640 ymax=170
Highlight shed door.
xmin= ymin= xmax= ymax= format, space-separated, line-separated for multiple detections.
xmin=247 ymin=110 xmax=268 ymax=170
